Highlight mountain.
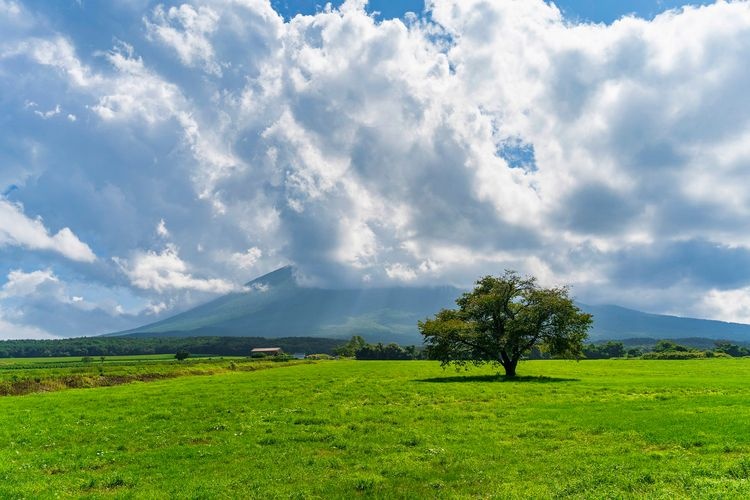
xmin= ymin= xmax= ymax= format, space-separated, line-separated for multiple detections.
xmin=111 ymin=266 xmax=750 ymax=343
xmin=111 ymin=266 xmax=459 ymax=343
xmin=580 ymin=303 xmax=750 ymax=341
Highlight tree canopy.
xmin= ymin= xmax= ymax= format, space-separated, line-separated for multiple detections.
xmin=418 ymin=271 xmax=593 ymax=377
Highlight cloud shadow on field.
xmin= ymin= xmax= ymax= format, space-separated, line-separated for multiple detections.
xmin=414 ymin=374 xmax=579 ymax=384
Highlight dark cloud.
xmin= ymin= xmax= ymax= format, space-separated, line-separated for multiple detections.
xmin=558 ymin=183 xmax=641 ymax=235
xmin=610 ymin=239 xmax=750 ymax=289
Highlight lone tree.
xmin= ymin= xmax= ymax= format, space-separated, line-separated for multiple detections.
xmin=418 ymin=271 xmax=592 ymax=377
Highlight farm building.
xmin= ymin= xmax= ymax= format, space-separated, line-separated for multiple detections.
xmin=250 ymin=347 xmax=283 ymax=356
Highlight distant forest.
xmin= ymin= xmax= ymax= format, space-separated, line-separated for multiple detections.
xmin=2 ymin=335 xmax=749 ymax=360
xmin=0 ymin=336 xmax=345 ymax=358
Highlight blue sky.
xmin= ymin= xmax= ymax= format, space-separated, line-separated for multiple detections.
xmin=270 ymin=0 xmax=716 ymax=22
xmin=1 ymin=0 xmax=749 ymax=338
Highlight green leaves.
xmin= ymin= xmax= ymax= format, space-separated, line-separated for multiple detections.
xmin=419 ymin=271 xmax=593 ymax=376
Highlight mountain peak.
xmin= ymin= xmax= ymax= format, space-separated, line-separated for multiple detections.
xmin=244 ymin=265 xmax=296 ymax=288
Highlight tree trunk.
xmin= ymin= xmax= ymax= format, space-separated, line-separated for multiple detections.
xmin=499 ymin=351 xmax=518 ymax=378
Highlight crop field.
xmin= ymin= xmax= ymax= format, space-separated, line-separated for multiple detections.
xmin=3 ymin=359 xmax=750 ymax=498
xmin=0 ymin=354 xmax=178 ymax=365
xmin=0 ymin=355 xmax=293 ymax=396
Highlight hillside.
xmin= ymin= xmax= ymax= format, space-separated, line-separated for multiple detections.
xmin=581 ymin=303 xmax=750 ymax=341
xmin=112 ymin=266 xmax=459 ymax=342
xmin=111 ymin=267 xmax=750 ymax=343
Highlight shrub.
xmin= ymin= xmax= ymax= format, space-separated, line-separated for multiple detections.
xmin=305 ymin=354 xmax=333 ymax=360
xmin=710 ymin=351 xmax=732 ymax=358
xmin=642 ymin=350 xmax=706 ymax=360
xmin=270 ymin=354 xmax=294 ymax=362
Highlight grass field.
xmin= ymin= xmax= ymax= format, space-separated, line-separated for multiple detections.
xmin=0 ymin=355 xmax=294 ymax=396
xmin=3 ymin=359 xmax=750 ymax=498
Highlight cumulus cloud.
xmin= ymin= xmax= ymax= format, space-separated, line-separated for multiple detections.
xmin=0 ymin=199 xmax=96 ymax=262
xmin=699 ymin=288 xmax=750 ymax=324
xmin=0 ymin=268 xmax=60 ymax=299
xmin=145 ymin=3 xmax=221 ymax=74
xmin=385 ymin=263 xmax=418 ymax=282
xmin=229 ymin=246 xmax=262 ymax=270
xmin=3 ymin=0 xmax=750 ymax=336
xmin=0 ymin=268 xmax=157 ymax=336
xmin=114 ymin=244 xmax=236 ymax=293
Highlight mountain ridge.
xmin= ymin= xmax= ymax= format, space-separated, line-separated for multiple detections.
xmin=110 ymin=267 xmax=750 ymax=343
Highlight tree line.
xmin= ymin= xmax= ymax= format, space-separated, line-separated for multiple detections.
xmin=334 ymin=336 xmax=425 ymax=360
xmin=533 ymin=339 xmax=750 ymax=360
xmin=0 ymin=336 xmax=343 ymax=358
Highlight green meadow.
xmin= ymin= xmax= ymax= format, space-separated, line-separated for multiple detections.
xmin=3 ymin=359 xmax=750 ymax=498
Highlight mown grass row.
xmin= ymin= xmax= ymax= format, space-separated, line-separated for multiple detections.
xmin=0 ymin=357 xmax=313 ymax=396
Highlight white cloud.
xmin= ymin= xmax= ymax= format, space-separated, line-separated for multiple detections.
xmin=0 ymin=268 xmax=59 ymax=299
xmin=4 ymin=0 xmax=750 ymax=329
xmin=90 ymin=41 xmax=187 ymax=124
xmin=385 ymin=263 xmax=418 ymax=282
xmin=0 ymin=269 xmax=141 ymax=337
xmin=0 ymin=199 xmax=96 ymax=262
xmin=145 ymin=300 xmax=171 ymax=315
xmin=229 ymin=246 xmax=262 ymax=270
xmin=0 ymin=269 xmax=98 ymax=309
xmin=6 ymin=36 xmax=100 ymax=87
xmin=33 ymin=104 xmax=60 ymax=119
xmin=0 ymin=314 xmax=56 ymax=340
xmin=0 ymin=0 xmax=20 ymax=17
xmin=145 ymin=3 xmax=221 ymax=75
xmin=115 ymin=244 xmax=236 ymax=293
xmin=156 ymin=218 xmax=170 ymax=238
xmin=698 ymin=288 xmax=750 ymax=324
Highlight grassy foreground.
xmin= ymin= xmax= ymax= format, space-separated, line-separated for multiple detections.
xmin=3 ymin=359 xmax=750 ymax=498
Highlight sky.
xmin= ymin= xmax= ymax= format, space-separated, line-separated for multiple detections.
xmin=1 ymin=0 xmax=749 ymax=339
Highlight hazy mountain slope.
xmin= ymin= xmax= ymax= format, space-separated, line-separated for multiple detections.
xmin=582 ymin=303 xmax=750 ymax=341
xmin=112 ymin=266 xmax=460 ymax=342
xmin=112 ymin=267 xmax=750 ymax=343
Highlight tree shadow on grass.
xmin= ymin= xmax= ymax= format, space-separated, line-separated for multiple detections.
xmin=414 ymin=374 xmax=579 ymax=384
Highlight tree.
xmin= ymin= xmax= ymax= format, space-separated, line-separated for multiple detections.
xmin=418 ymin=271 xmax=593 ymax=377
xmin=653 ymin=340 xmax=688 ymax=353
xmin=354 ymin=342 xmax=418 ymax=360
xmin=334 ymin=335 xmax=367 ymax=357
xmin=715 ymin=341 xmax=750 ymax=357
xmin=583 ymin=341 xmax=625 ymax=359
xmin=175 ymin=350 xmax=190 ymax=361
